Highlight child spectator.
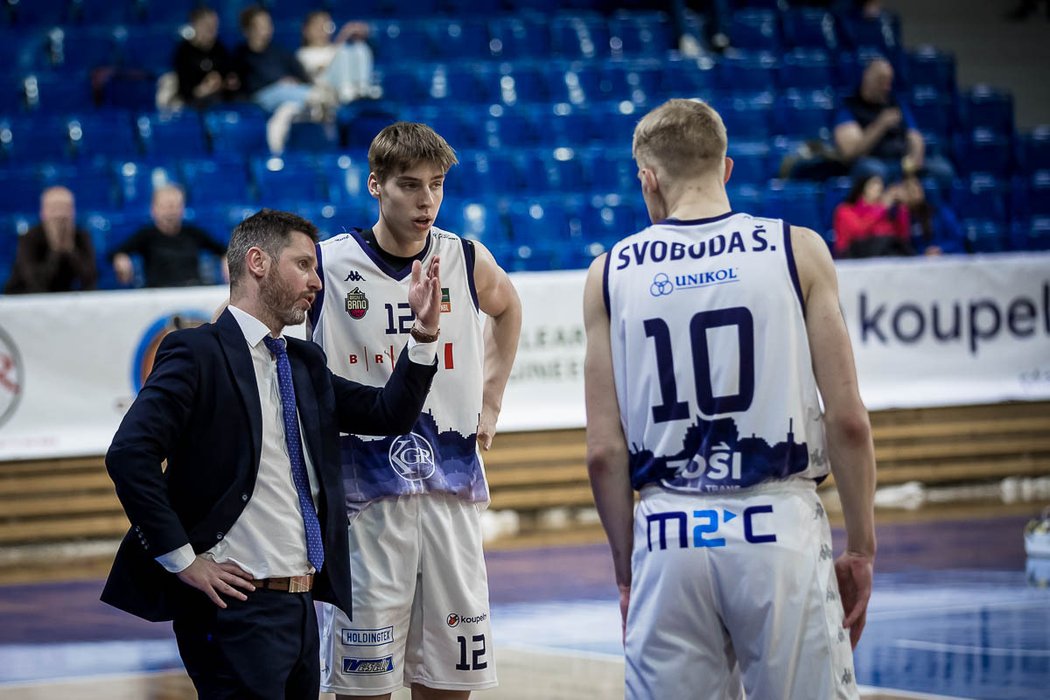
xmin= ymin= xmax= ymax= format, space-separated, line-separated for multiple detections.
xmin=833 ymin=174 xmax=913 ymax=257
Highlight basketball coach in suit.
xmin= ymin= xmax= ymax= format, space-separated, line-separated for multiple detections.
xmin=102 ymin=208 xmax=443 ymax=698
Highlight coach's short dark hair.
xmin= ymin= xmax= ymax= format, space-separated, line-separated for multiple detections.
xmin=227 ymin=209 xmax=318 ymax=287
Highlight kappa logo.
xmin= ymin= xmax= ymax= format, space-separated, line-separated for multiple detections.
xmin=389 ymin=432 xmax=436 ymax=481
xmin=344 ymin=270 xmax=366 ymax=283
xmin=345 ymin=287 xmax=368 ymax=319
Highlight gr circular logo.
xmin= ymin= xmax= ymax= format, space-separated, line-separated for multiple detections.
xmin=388 ymin=432 xmax=436 ymax=482
xmin=0 ymin=325 xmax=24 ymax=429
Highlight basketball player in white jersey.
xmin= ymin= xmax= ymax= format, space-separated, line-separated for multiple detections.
xmin=583 ymin=99 xmax=877 ymax=699
xmin=310 ymin=122 xmax=521 ymax=699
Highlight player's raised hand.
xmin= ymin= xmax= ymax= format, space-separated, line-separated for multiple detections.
xmin=408 ymin=256 xmax=441 ymax=336
xmin=176 ymin=556 xmax=256 ymax=608
xmin=835 ymin=551 xmax=874 ymax=649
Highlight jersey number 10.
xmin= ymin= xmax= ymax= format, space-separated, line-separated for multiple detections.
xmin=644 ymin=307 xmax=755 ymax=423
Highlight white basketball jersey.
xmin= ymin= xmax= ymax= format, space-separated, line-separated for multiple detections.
xmin=604 ymin=212 xmax=828 ymax=493
xmin=310 ymin=228 xmax=488 ymax=512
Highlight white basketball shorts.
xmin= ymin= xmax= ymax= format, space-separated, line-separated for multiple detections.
xmin=320 ymin=493 xmax=498 ymax=694
xmin=625 ymin=480 xmax=859 ymax=700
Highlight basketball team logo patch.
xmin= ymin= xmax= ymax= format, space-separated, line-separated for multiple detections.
xmin=345 ymin=287 xmax=368 ymax=319
xmin=389 ymin=432 xmax=436 ymax=481
xmin=440 ymin=287 xmax=451 ymax=313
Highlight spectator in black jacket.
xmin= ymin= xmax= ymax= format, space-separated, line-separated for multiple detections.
xmin=833 ymin=57 xmax=955 ymax=188
xmin=4 ymin=186 xmax=97 ymax=294
xmin=110 ymin=186 xmax=227 ymax=288
xmin=172 ymin=7 xmax=240 ymax=109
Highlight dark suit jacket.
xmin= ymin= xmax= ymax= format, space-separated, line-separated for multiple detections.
xmin=101 ymin=309 xmax=435 ymax=622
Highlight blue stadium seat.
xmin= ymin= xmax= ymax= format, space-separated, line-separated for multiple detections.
xmin=447 ymin=199 xmax=509 ymax=244
xmin=483 ymin=108 xmax=541 ymax=149
xmin=821 ymin=176 xmax=853 ymax=233
xmin=488 ymin=16 xmax=551 ymax=60
xmin=905 ymin=46 xmax=956 ymax=93
xmin=505 ymin=198 xmax=572 ymax=246
xmin=726 ymin=141 xmax=771 ymax=185
xmin=73 ymin=0 xmax=134 ymax=26
xmin=137 ymin=110 xmax=209 ymax=157
xmin=551 ymin=14 xmax=610 ymax=60
xmin=453 ymin=63 xmax=506 ymax=104
xmin=251 ymin=156 xmax=327 ymax=204
xmin=719 ymin=92 xmax=773 ymax=141
xmin=1 ymin=114 xmax=72 ymax=161
xmin=139 ymin=0 xmax=199 ymax=26
xmin=547 ymin=62 xmax=601 ymax=106
xmin=204 ymin=109 xmax=269 ymax=156
xmin=963 ymin=219 xmax=1007 ymax=253
xmin=8 ymin=0 xmax=69 ymax=27
xmin=720 ymin=52 xmax=778 ymax=94
xmin=471 ymin=150 xmax=527 ymax=195
xmin=581 ymin=197 xmax=643 ymax=250
xmin=338 ymin=104 xmax=398 ymax=150
xmin=659 ymin=56 xmax=719 ymax=100
xmin=47 ymin=26 xmax=120 ymax=71
xmin=959 ymin=85 xmax=1014 ymax=135
xmin=314 ymin=153 xmax=369 ymax=204
xmin=0 ymin=29 xmax=49 ymax=73
xmin=23 ymin=72 xmax=95 ymax=112
xmin=1018 ymin=126 xmax=1050 ymax=174
xmin=782 ymin=8 xmax=840 ymax=51
xmin=371 ymin=20 xmax=430 ymax=62
xmin=728 ymin=9 xmax=781 ymax=52
xmin=545 ymin=106 xmax=594 ymax=148
xmin=608 ymin=11 xmax=673 ymax=58
xmin=954 ymin=128 xmax=1013 ymax=177
xmin=503 ymin=63 xmax=549 ymax=105
xmin=780 ymin=49 xmax=833 ymax=91
xmin=180 ymin=157 xmax=252 ymax=205
xmin=122 ymin=26 xmax=184 ymax=74
xmin=266 ymin=0 xmax=329 ymax=23
xmin=727 ymin=184 xmax=764 ymax=213
xmin=599 ymin=59 xmax=662 ymax=106
xmin=0 ymin=75 xmax=27 ymax=114
xmin=777 ymin=90 xmax=835 ymax=140
xmin=113 ymin=159 xmax=179 ymax=210
xmin=591 ymin=103 xmax=643 ymax=148
xmin=1010 ymin=216 xmax=1050 ymax=252
xmin=840 ymin=11 xmax=901 ymax=54
xmin=285 ymin=122 xmax=339 ymax=154
xmin=952 ymin=174 xmax=1008 ymax=226
xmin=1017 ymin=170 xmax=1050 ymax=218
xmin=427 ymin=18 xmax=491 ymax=61
xmin=68 ymin=111 xmax=139 ymax=159
xmin=0 ymin=165 xmax=46 ymax=212
xmin=908 ymin=86 xmax=955 ymax=140
xmin=763 ymin=181 xmax=824 ymax=230
xmin=374 ymin=64 xmax=428 ymax=103
xmin=410 ymin=106 xmax=482 ymax=150
xmin=531 ymin=148 xmax=587 ymax=194
xmin=586 ymin=148 xmax=636 ymax=196
xmin=40 ymin=162 xmax=118 ymax=210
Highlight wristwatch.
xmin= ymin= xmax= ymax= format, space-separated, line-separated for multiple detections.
xmin=409 ymin=324 xmax=440 ymax=343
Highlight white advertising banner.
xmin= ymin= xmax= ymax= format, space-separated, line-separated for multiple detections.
xmin=0 ymin=252 xmax=1047 ymax=461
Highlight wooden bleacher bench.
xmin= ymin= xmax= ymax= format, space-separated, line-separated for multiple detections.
xmin=1 ymin=402 xmax=1048 ymax=548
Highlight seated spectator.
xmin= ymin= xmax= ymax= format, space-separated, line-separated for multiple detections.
xmin=234 ymin=5 xmax=331 ymax=153
xmin=110 ymin=185 xmax=228 ymax=288
xmin=832 ymin=174 xmax=913 ymax=258
xmin=4 ymin=187 xmax=97 ymax=294
xmin=172 ymin=7 xmax=240 ymax=109
xmin=900 ymin=175 xmax=965 ymax=255
xmin=298 ymin=10 xmax=381 ymax=104
xmin=833 ymin=57 xmax=955 ymax=188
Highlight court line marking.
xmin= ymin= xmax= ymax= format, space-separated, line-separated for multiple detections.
xmin=893 ymin=639 xmax=1050 ymax=657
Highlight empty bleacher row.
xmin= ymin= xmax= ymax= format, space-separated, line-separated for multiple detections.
xmin=2 ymin=0 xmax=1049 ymax=289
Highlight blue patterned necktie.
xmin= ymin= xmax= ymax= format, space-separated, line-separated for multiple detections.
xmin=262 ymin=335 xmax=325 ymax=571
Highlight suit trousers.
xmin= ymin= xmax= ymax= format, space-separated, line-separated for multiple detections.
xmin=172 ymin=587 xmax=320 ymax=700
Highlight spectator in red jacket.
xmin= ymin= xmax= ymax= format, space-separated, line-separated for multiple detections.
xmin=832 ymin=174 xmax=913 ymax=258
